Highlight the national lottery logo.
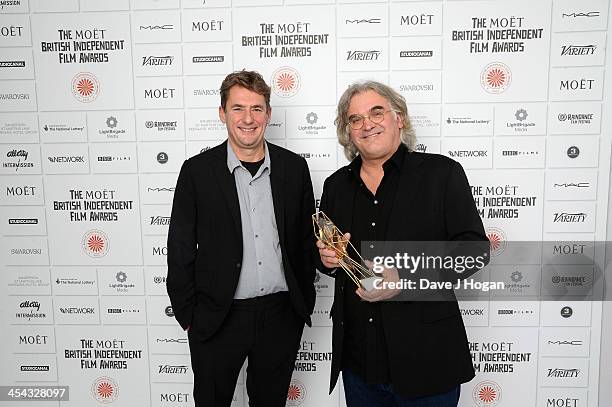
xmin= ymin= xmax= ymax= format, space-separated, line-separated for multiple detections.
xmin=286 ymin=379 xmax=306 ymax=406
xmin=486 ymin=227 xmax=506 ymax=256
xmin=71 ymin=72 xmax=100 ymax=103
xmin=91 ymin=376 xmax=118 ymax=404
xmin=480 ymin=62 xmax=511 ymax=94
xmin=271 ymin=66 xmax=300 ymax=98
xmin=82 ymin=229 xmax=109 ymax=258
xmin=473 ymin=381 xmax=501 ymax=406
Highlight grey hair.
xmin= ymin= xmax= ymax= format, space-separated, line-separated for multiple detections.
xmin=335 ymin=81 xmax=417 ymax=161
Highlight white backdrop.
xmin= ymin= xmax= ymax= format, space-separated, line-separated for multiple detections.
xmin=1 ymin=0 xmax=611 ymax=406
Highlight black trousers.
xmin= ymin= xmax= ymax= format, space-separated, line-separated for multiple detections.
xmin=188 ymin=292 xmax=304 ymax=407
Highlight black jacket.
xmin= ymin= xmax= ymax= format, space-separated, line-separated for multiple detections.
xmin=167 ymin=141 xmax=316 ymax=341
xmin=316 ymin=149 xmax=488 ymax=398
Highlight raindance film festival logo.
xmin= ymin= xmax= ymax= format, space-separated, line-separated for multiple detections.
xmin=271 ymin=66 xmax=300 ymax=98
xmin=92 ymin=376 xmax=118 ymax=404
xmin=82 ymin=230 xmax=109 ymax=258
xmin=486 ymin=227 xmax=506 ymax=256
xmin=480 ymin=62 xmax=511 ymax=94
xmin=473 ymin=381 xmax=501 ymax=406
xmin=286 ymin=379 xmax=306 ymax=406
xmin=72 ymin=72 xmax=100 ymax=103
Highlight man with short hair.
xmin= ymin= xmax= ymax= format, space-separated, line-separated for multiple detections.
xmin=167 ymin=70 xmax=316 ymax=407
xmin=316 ymin=81 xmax=488 ymax=406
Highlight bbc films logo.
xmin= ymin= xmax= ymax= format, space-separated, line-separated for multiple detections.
xmin=286 ymin=379 xmax=307 ymax=406
xmin=271 ymin=66 xmax=300 ymax=98
xmin=480 ymin=62 xmax=511 ymax=94
xmin=472 ymin=380 xmax=501 ymax=406
xmin=91 ymin=376 xmax=118 ymax=404
xmin=82 ymin=230 xmax=109 ymax=258
xmin=71 ymin=72 xmax=100 ymax=103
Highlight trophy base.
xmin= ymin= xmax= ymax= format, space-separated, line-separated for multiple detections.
xmin=360 ymin=276 xmax=380 ymax=292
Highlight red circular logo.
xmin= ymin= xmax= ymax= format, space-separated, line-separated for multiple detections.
xmin=91 ymin=376 xmax=118 ymax=404
xmin=271 ymin=67 xmax=300 ymax=98
xmin=486 ymin=227 xmax=506 ymax=257
xmin=82 ymin=229 xmax=109 ymax=258
xmin=286 ymin=379 xmax=306 ymax=406
xmin=480 ymin=63 xmax=511 ymax=94
xmin=472 ymin=381 xmax=501 ymax=406
xmin=72 ymin=72 xmax=100 ymax=103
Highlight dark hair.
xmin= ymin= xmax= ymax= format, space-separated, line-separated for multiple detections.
xmin=220 ymin=70 xmax=271 ymax=111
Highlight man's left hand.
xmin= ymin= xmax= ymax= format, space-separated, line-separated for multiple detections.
xmin=356 ymin=261 xmax=401 ymax=302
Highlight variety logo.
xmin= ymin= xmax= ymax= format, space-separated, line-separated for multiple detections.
xmin=346 ymin=50 xmax=381 ymax=60
xmin=547 ymin=368 xmax=580 ymax=378
xmin=82 ymin=230 xmax=109 ymax=258
xmin=91 ymin=376 xmax=118 ymax=404
xmin=271 ymin=67 xmax=300 ymax=98
xmin=286 ymin=379 xmax=307 ymax=406
xmin=553 ymin=212 xmax=587 ymax=223
xmin=567 ymin=146 xmax=580 ymax=158
xmin=561 ymin=306 xmax=573 ymax=318
xmin=561 ymin=45 xmax=596 ymax=56
xmin=193 ymin=56 xmax=224 ymax=63
xmin=142 ymin=56 xmax=174 ymax=66
xmin=480 ymin=62 xmax=511 ymax=94
xmin=345 ymin=19 xmax=381 ymax=24
xmin=150 ymin=216 xmax=171 ymax=226
xmin=472 ymin=380 xmax=501 ymax=406
xmin=72 ymin=72 xmax=100 ymax=103
xmin=158 ymin=365 xmax=188 ymax=374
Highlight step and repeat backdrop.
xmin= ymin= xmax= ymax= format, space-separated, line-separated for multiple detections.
xmin=1 ymin=0 xmax=611 ymax=406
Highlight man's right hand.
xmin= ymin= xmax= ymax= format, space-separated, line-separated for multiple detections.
xmin=316 ymin=232 xmax=351 ymax=269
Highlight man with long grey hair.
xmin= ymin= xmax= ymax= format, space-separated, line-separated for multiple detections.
xmin=315 ymin=81 xmax=487 ymax=406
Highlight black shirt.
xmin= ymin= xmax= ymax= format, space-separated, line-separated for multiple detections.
xmin=240 ymin=158 xmax=265 ymax=177
xmin=342 ymin=144 xmax=405 ymax=384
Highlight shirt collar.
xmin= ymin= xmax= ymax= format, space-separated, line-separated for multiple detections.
xmin=227 ymin=140 xmax=271 ymax=174
xmin=348 ymin=143 xmax=406 ymax=175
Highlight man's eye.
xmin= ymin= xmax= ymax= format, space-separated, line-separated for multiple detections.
xmin=349 ymin=116 xmax=361 ymax=124
xmin=371 ymin=110 xmax=385 ymax=118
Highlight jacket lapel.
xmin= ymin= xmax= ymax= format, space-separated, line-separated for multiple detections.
xmin=385 ymin=151 xmax=424 ymax=238
xmin=268 ymin=144 xmax=286 ymax=246
xmin=211 ymin=141 xmax=242 ymax=238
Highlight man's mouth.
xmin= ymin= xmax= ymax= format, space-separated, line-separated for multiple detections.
xmin=362 ymin=131 xmax=382 ymax=139
xmin=239 ymin=127 xmax=257 ymax=133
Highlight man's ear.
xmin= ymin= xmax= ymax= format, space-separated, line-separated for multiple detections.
xmin=219 ymin=106 xmax=226 ymax=123
xmin=395 ymin=111 xmax=404 ymax=129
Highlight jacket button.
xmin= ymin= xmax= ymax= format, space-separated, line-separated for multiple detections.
xmin=236 ymin=262 xmax=241 ymax=268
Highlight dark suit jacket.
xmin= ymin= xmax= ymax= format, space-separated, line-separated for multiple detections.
xmin=316 ymin=149 xmax=488 ymax=398
xmin=167 ymin=141 xmax=316 ymax=341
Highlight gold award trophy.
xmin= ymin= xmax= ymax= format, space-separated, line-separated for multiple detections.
xmin=313 ymin=210 xmax=377 ymax=290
